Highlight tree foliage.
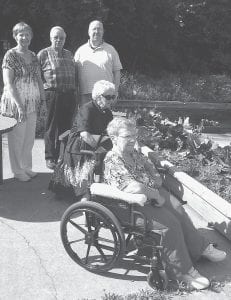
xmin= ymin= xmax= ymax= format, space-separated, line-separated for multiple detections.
xmin=0 ymin=0 xmax=231 ymax=75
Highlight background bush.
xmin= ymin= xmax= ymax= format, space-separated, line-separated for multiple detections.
xmin=1 ymin=0 xmax=231 ymax=75
xmin=119 ymin=71 xmax=231 ymax=103
xmin=2 ymin=0 xmax=231 ymax=138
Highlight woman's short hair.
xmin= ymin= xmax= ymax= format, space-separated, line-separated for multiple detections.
xmin=107 ymin=117 xmax=136 ymax=137
xmin=92 ymin=80 xmax=115 ymax=100
xmin=12 ymin=22 xmax=33 ymax=39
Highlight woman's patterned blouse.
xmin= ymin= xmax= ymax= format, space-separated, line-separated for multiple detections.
xmin=1 ymin=49 xmax=41 ymax=118
xmin=104 ymin=149 xmax=162 ymax=190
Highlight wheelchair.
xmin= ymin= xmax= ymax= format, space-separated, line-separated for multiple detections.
xmin=60 ymin=149 xmax=169 ymax=290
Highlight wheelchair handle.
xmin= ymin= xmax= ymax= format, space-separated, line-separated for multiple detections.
xmin=80 ymin=150 xmax=97 ymax=158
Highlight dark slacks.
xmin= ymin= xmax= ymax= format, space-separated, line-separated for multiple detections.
xmin=44 ymin=90 xmax=76 ymax=161
xmin=136 ymin=187 xmax=209 ymax=278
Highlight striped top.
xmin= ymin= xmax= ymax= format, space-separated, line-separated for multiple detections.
xmin=37 ymin=46 xmax=76 ymax=91
xmin=0 ymin=49 xmax=41 ymax=119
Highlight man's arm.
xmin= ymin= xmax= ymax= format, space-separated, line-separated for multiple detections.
xmin=113 ymin=69 xmax=121 ymax=94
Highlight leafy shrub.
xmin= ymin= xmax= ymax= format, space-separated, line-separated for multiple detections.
xmin=119 ymin=71 xmax=231 ymax=103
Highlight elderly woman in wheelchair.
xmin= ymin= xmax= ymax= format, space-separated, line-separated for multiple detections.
xmin=60 ymin=117 xmax=226 ymax=291
xmin=49 ymin=80 xmax=117 ymax=198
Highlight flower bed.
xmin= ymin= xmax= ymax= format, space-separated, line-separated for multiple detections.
xmin=123 ymin=107 xmax=231 ymax=239
xmin=120 ymin=107 xmax=231 ymax=204
xmin=138 ymin=125 xmax=231 ymax=204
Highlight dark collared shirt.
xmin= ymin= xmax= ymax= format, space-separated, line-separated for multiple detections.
xmin=38 ymin=46 xmax=76 ymax=91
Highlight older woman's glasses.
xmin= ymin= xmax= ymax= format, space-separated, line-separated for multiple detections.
xmin=102 ymin=94 xmax=116 ymax=101
xmin=118 ymin=134 xmax=137 ymax=141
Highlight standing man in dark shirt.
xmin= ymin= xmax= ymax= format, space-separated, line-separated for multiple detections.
xmin=38 ymin=26 xmax=77 ymax=169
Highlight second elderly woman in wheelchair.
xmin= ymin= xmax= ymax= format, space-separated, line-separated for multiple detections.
xmin=60 ymin=117 xmax=226 ymax=291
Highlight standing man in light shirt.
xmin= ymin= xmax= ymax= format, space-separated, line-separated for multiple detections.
xmin=38 ymin=26 xmax=77 ymax=169
xmin=74 ymin=20 xmax=122 ymax=106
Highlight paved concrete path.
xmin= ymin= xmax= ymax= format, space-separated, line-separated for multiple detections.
xmin=1 ymin=137 xmax=231 ymax=300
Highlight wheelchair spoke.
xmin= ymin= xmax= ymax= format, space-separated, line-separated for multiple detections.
xmin=61 ymin=202 xmax=125 ymax=273
xmin=69 ymin=220 xmax=88 ymax=235
xmin=97 ymin=243 xmax=115 ymax=252
xmin=68 ymin=237 xmax=85 ymax=245
xmin=97 ymin=236 xmax=115 ymax=244
xmin=95 ymin=244 xmax=108 ymax=262
xmin=84 ymin=244 xmax=91 ymax=264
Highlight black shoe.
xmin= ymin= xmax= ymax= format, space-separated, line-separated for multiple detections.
xmin=46 ymin=159 xmax=56 ymax=169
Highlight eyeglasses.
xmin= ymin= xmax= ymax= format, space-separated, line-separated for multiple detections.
xmin=118 ymin=134 xmax=137 ymax=141
xmin=102 ymin=94 xmax=116 ymax=101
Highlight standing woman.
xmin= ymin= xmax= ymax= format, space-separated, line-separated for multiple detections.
xmin=0 ymin=22 xmax=45 ymax=181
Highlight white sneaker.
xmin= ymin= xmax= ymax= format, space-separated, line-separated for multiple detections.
xmin=14 ymin=173 xmax=31 ymax=182
xmin=202 ymin=244 xmax=226 ymax=262
xmin=25 ymin=170 xmax=38 ymax=178
xmin=180 ymin=267 xmax=210 ymax=290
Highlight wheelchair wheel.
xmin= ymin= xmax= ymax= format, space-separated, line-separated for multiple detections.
xmin=60 ymin=201 xmax=125 ymax=273
xmin=147 ymin=269 xmax=168 ymax=290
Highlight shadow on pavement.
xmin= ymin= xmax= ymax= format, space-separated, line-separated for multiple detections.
xmin=0 ymin=172 xmax=76 ymax=223
xmin=88 ymin=228 xmax=231 ymax=286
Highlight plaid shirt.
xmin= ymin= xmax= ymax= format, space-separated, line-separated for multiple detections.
xmin=38 ymin=46 xmax=76 ymax=90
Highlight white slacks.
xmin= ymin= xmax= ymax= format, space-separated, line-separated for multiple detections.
xmin=7 ymin=112 xmax=37 ymax=175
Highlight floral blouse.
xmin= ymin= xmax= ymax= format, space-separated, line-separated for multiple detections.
xmin=104 ymin=149 xmax=162 ymax=190
xmin=1 ymin=49 xmax=41 ymax=119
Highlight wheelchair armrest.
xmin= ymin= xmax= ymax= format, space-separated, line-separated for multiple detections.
xmin=90 ymin=183 xmax=147 ymax=204
xmin=59 ymin=130 xmax=70 ymax=141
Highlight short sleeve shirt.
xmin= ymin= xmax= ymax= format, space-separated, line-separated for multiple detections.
xmin=37 ymin=46 xmax=76 ymax=90
xmin=104 ymin=150 xmax=161 ymax=190
xmin=74 ymin=41 xmax=122 ymax=94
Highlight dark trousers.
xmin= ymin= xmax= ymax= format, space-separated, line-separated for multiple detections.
xmin=44 ymin=90 xmax=76 ymax=161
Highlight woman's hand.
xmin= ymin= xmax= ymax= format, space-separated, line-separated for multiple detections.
xmin=123 ymin=181 xmax=148 ymax=206
xmin=123 ymin=181 xmax=166 ymax=207
xmin=152 ymin=173 xmax=163 ymax=188
xmin=153 ymin=191 xmax=165 ymax=207
xmin=80 ymin=131 xmax=97 ymax=148
xmin=17 ymin=106 xmax=26 ymax=122
xmin=123 ymin=181 xmax=144 ymax=194
xmin=131 ymin=194 xmax=147 ymax=206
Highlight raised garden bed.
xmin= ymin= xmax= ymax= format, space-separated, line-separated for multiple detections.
xmin=116 ymin=100 xmax=231 ymax=128
xmin=137 ymin=124 xmax=231 ymax=204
